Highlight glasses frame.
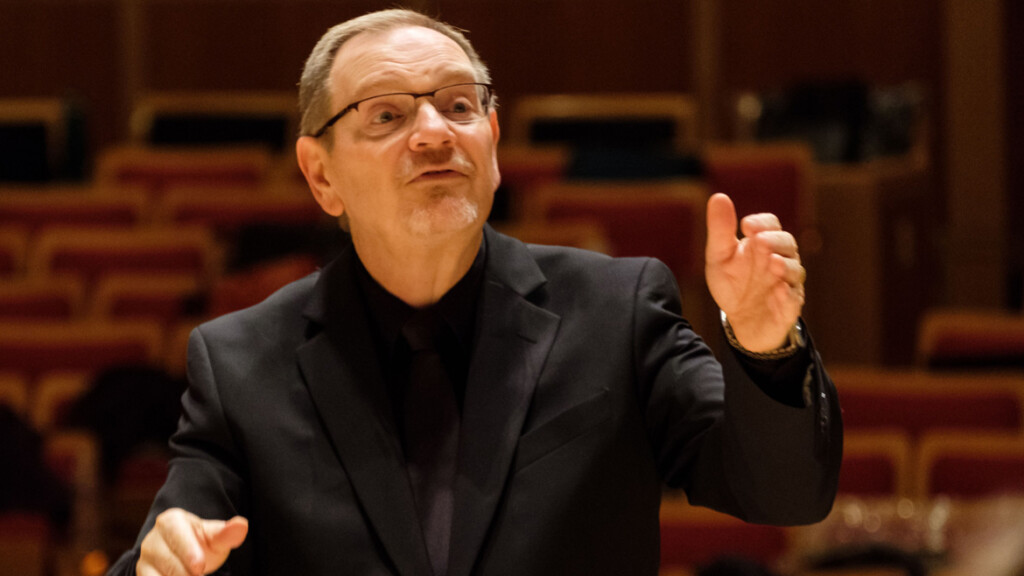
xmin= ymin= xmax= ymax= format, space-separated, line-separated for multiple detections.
xmin=310 ymin=82 xmax=493 ymax=138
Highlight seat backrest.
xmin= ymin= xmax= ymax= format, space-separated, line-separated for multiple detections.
xmin=659 ymin=496 xmax=789 ymax=569
xmin=0 ymin=189 xmax=147 ymax=233
xmin=917 ymin=308 xmax=1024 ymax=369
xmin=153 ymin=189 xmax=327 ymax=233
xmin=131 ymin=91 xmax=297 ymax=153
xmin=494 ymin=219 xmax=612 ymax=254
xmin=524 ymin=180 xmax=712 ymax=333
xmin=839 ymin=431 xmax=913 ymax=498
xmin=0 ymin=227 xmax=27 ymax=276
xmin=830 ymin=367 xmax=1024 ymax=439
xmin=526 ymin=180 xmax=708 ymax=280
xmin=95 ymin=145 xmax=272 ymax=195
xmin=508 ymin=93 xmax=699 ymax=155
xmin=702 ymin=142 xmax=816 ymax=243
xmin=0 ymin=320 xmax=164 ymax=383
xmin=89 ymin=273 xmax=203 ymax=327
xmin=917 ymin=433 xmax=1024 ymax=498
xmin=27 ymin=226 xmax=217 ymax=285
xmin=0 ymin=277 xmax=85 ymax=320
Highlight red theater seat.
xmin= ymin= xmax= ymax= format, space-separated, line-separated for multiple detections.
xmin=0 ymin=188 xmax=147 ymax=233
xmin=0 ymin=227 xmax=27 ymax=276
xmin=0 ymin=320 xmax=163 ymax=383
xmin=660 ymin=497 xmax=789 ymax=570
xmin=96 ymin=145 xmax=272 ymax=195
xmin=0 ymin=277 xmax=84 ymax=319
xmin=917 ymin=433 xmax=1024 ymax=498
xmin=838 ymin=432 xmax=913 ymax=498
xmin=154 ymin=189 xmax=328 ymax=233
xmin=829 ymin=367 xmax=1024 ymax=440
xmin=90 ymin=273 xmax=202 ymax=327
xmin=917 ymin=308 xmax=1024 ymax=369
xmin=0 ymin=512 xmax=49 ymax=576
xmin=27 ymin=226 xmax=218 ymax=286
xmin=703 ymin=143 xmax=817 ymax=252
xmin=523 ymin=180 xmax=711 ymax=333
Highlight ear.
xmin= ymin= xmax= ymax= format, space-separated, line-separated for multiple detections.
xmin=489 ymin=109 xmax=501 ymax=146
xmin=296 ymin=136 xmax=345 ymax=217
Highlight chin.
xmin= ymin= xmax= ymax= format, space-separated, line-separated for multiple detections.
xmin=406 ymin=195 xmax=482 ymax=238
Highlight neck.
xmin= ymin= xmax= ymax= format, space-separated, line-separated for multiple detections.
xmin=353 ymin=228 xmax=483 ymax=308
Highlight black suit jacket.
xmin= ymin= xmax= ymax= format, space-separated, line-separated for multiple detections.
xmin=110 ymin=226 xmax=842 ymax=576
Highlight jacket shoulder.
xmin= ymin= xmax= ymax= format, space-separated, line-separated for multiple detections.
xmin=197 ymin=269 xmax=320 ymax=344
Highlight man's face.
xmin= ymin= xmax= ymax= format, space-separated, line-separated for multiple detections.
xmin=311 ymin=25 xmax=500 ymax=248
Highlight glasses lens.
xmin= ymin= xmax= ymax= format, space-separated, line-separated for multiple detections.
xmin=359 ymin=94 xmax=415 ymax=136
xmin=355 ymin=84 xmax=490 ymax=137
xmin=434 ymin=84 xmax=489 ymax=122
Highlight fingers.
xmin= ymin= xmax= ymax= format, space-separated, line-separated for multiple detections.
xmin=705 ymin=193 xmax=739 ymax=262
xmin=740 ymin=212 xmax=782 ymax=238
xmin=202 ymin=517 xmax=249 ymax=559
xmin=770 ymin=253 xmax=807 ymax=288
xmin=138 ymin=526 xmax=196 ymax=576
xmin=137 ymin=509 xmax=248 ymax=576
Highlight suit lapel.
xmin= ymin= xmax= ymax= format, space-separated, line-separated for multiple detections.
xmin=297 ymin=250 xmax=433 ymax=576
xmin=447 ymin=227 xmax=561 ymax=576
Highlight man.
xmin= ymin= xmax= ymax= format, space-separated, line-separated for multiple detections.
xmin=111 ymin=8 xmax=841 ymax=576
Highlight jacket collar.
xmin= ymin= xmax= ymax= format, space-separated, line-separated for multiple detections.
xmin=298 ymin=225 xmax=560 ymax=576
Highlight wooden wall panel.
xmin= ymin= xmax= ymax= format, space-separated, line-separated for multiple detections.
xmin=143 ymin=0 xmax=384 ymax=91
xmin=1007 ymin=0 xmax=1024 ymax=307
xmin=0 ymin=0 xmax=947 ymax=170
xmin=0 ymin=1 xmax=123 ymax=158
xmin=141 ymin=0 xmax=695 ymax=129
xmin=718 ymin=0 xmax=942 ymax=137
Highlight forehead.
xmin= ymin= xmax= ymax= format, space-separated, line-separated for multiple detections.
xmin=330 ymin=25 xmax=476 ymax=102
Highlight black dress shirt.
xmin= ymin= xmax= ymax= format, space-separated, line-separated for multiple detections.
xmin=354 ymin=240 xmax=486 ymax=448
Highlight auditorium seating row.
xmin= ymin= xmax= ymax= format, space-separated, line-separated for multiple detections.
xmin=0 ymin=90 xmax=944 ymax=575
xmin=7 ymin=365 xmax=1024 ymax=576
xmin=8 ymin=348 xmax=1024 ymax=496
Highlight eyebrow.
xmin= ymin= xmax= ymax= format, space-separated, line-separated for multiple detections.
xmin=350 ymin=70 xmax=478 ymax=101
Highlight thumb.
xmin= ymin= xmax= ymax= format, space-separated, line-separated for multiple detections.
xmin=705 ymin=192 xmax=738 ymax=262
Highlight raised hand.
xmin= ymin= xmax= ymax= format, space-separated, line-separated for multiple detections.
xmin=136 ymin=508 xmax=248 ymax=576
xmin=704 ymin=193 xmax=805 ymax=352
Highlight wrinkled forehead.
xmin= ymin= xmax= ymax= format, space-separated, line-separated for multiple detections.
xmin=329 ymin=25 xmax=478 ymax=106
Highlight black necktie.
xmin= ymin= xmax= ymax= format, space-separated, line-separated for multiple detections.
xmin=402 ymin=310 xmax=459 ymax=576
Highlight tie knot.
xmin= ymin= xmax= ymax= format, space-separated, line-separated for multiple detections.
xmin=402 ymin=309 xmax=445 ymax=352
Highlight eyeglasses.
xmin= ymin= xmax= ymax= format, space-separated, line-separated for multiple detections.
xmin=311 ymin=82 xmax=493 ymax=138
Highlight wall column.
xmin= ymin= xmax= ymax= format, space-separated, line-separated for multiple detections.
xmin=943 ymin=0 xmax=1008 ymax=307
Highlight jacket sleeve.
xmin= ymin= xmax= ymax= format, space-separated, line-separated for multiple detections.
xmin=634 ymin=258 xmax=842 ymax=525
xmin=105 ymin=326 xmax=251 ymax=576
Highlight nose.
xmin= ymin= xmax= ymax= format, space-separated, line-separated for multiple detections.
xmin=407 ymin=102 xmax=455 ymax=150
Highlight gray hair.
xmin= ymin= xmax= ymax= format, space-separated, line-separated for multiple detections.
xmin=298 ymin=8 xmax=492 ymax=137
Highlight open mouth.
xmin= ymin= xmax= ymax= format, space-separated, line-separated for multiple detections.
xmin=417 ymin=169 xmax=460 ymax=179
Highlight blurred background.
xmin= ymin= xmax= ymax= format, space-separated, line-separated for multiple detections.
xmin=1 ymin=0 xmax=1022 ymax=575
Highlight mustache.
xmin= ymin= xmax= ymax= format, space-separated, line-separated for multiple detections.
xmin=399 ymin=149 xmax=475 ymax=180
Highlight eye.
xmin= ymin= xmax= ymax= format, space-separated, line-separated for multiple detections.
xmin=370 ymin=109 xmax=401 ymax=125
xmin=442 ymin=97 xmax=476 ymax=120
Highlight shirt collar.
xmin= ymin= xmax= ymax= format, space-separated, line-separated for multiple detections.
xmin=354 ymin=236 xmax=487 ymax=355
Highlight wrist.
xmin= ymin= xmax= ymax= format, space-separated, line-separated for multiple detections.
xmin=721 ymin=311 xmax=804 ymax=360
